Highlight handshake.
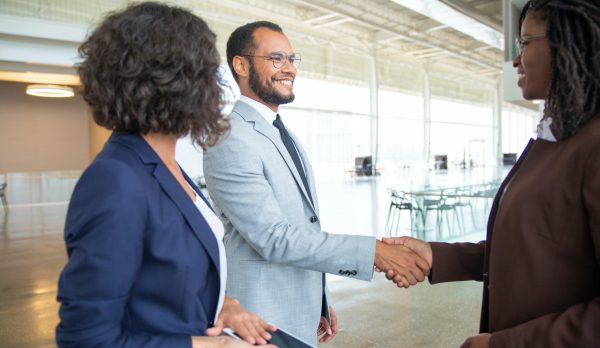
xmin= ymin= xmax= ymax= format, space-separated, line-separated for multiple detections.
xmin=373 ymin=237 xmax=432 ymax=288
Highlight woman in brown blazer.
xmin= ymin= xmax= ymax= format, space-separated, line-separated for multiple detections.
xmin=385 ymin=1 xmax=600 ymax=347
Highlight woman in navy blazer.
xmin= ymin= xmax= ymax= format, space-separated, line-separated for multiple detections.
xmin=56 ymin=3 xmax=276 ymax=347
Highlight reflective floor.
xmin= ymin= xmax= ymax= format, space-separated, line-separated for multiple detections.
xmin=0 ymin=166 xmax=505 ymax=347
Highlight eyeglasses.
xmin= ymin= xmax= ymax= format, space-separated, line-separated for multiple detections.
xmin=514 ymin=34 xmax=546 ymax=56
xmin=240 ymin=51 xmax=301 ymax=69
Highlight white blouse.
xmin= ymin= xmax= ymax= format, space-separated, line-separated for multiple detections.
xmin=191 ymin=191 xmax=227 ymax=324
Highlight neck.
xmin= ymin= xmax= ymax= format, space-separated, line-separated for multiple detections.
xmin=240 ymin=89 xmax=279 ymax=113
xmin=141 ymin=132 xmax=179 ymax=166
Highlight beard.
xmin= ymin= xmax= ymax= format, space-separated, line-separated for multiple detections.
xmin=248 ymin=61 xmax=295 ymax=105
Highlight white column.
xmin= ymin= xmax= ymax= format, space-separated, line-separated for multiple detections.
xmin=423 ymin=68 xmax=431 ymax=164
xmin=368 ymin=52 xmax=379 ymax=172
xmin=493 ymin=78 xmax=503 ymax=166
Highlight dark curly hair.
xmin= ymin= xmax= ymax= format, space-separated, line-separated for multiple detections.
xmin=520 ymin=0 xmax=600 ymax=139
xmin=226 ymin=21 xmax=282 ymax=82
xmin=79 ymin=1 xmax=229 ymax=149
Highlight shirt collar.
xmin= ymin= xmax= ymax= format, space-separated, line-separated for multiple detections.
xmin=239 ymin=95 xmax=278 ymax=125
xmin=536 ymin=117 xmax=557 ymax=142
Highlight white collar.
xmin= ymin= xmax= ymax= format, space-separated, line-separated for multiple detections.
xmin=239 ymin=95 xmax=278 ymax=125
xmin=536 ymin=117 xmax=557 ymax=142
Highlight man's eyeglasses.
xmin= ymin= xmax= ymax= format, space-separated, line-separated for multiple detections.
xmin=240 ymin=51 xmax=301 ymax=69
xmin=514 ymin=34 xmax=546 ymax=56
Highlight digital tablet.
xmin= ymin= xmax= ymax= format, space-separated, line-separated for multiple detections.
xmin=222 ymin=326 xmax=316 ymax=348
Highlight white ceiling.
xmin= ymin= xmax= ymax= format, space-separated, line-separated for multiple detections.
xmin=0 ymin=0 xmax=506 ymax=104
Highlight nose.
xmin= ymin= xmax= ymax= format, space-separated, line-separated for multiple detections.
xmin=280 ymin=57 xmax=297 ymax=75
xmin=512 ymin=54 xmax=521 ymax=68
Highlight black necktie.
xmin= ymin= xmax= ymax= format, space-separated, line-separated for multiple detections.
xmin=273 ymin=114 xmax=313 ymax=204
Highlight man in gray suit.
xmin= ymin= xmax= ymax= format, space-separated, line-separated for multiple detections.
xmin=203 ymin=21 xmax=429 ymax=346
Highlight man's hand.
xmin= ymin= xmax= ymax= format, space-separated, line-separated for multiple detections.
xmin=205 ymin=296 xmax=277 ymax=345
xmin=460 ymin=333 xmax=491 ymax=348
xmin=317 ymin=306 xmax=338 ymax=343
xmin=381 ymin=237 xmax=433 ymax=287
xmin=374 ymin=240 xmax=430 ymax=288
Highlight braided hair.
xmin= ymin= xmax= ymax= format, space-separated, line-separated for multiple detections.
xmin=520 ymin=0 xmax=600 ymax=139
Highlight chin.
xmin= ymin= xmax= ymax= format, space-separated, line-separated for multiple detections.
xmin=521 ymin=89 xmax=538 ymax=101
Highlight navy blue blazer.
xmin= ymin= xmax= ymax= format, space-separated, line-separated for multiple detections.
xmin=56 ymin=132 xmax=221 ymax=348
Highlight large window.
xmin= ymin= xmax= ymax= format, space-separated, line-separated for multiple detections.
xmin=501 ymin=104 xmax=539 ymax=156
xmin=430 ymin=99 xmax=494 ymax=167
xmin=176 ymin=65 xmax=539 ymax=178
xmin=377 ymin=90 xmax=424 ymax=167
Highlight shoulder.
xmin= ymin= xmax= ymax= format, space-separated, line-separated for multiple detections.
xmin=72 ymin=146 xmax=148 ymax=211
xmin=572 ymin=116 xmax=600 ymax=145
xmin=204 ymin=110 xmax=258 ymax=159
xmin=86 ymin=142 xmax=147 ymax=189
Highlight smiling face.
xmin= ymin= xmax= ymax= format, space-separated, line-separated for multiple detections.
xmin=512 ymin=13 xmax=552 ymax=100
xmin=246 ymin=27 xmax=296 ymax=110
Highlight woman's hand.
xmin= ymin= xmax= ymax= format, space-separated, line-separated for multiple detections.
xmin=460 ymin=333 xmax=491 ymax=348
xmin=192 ymin=336 xmax=277 ymax=348
xmin=205 ymin=296 xmax=277 ymax=345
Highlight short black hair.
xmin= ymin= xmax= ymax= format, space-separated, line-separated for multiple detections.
xmin=226 ymin=21 xmax=283 ymax=82
xmin=79 ymin=1 xmax=228 ymax=149
xmin=519 ymin=0 xmax=600 ymax=139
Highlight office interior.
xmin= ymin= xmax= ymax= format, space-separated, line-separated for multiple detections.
xmin=0 ymin=0 xmax=539 ymax=347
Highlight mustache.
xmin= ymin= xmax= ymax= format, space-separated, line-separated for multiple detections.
xmin=271 ymin=73 xmax=295 ymax=82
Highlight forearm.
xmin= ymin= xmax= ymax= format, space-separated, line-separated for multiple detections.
xmin=429 ymin=241 xmax=485 ymax=283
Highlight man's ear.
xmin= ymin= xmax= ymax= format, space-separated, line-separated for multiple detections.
xmin=232 ymin=56 xmax=249 ymax=79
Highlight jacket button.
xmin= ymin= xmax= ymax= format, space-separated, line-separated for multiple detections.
xmin=310 ymin=216 xmax=318 ymax=223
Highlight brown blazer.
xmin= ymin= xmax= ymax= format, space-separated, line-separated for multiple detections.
xmin=430 ymin=116 xmax=600 ymax=347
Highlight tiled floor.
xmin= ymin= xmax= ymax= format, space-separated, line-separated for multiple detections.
xmin=0 ymin=166 xmax=504 ymax=347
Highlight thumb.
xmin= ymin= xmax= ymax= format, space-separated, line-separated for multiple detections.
xmin=205 ymin=320 xmax=224 ymax=336
xmin=382 ymin=236 xmax=408 ymax=245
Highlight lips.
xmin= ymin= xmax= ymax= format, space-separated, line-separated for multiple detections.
xmin=517 ymin=72 xmax=525 ymax=87
xmin=275 ymin=79 xmax=293 ymax=86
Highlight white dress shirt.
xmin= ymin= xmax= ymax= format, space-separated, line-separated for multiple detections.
xmin=190 ymin=191 xmax=226 ymax=324
xmin=238 ymin=95 xmax=307 ymax=173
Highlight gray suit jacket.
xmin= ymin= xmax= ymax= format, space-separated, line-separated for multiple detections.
xmin=203 ymin=100 xmax=376 ymax=345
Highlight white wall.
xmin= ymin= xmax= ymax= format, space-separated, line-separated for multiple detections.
xmin=0 ymin=80 xmax=90 ymax=172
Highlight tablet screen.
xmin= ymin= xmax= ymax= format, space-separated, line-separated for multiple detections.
xmin=222 ymin=327 xmax=316 ymax=348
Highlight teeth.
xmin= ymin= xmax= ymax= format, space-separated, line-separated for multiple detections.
xmin=276 ymin=80 xmax=293 ymax=86
xmin=518 ymin=73 xmax=525 ymax=79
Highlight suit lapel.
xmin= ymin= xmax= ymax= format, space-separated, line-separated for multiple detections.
xmin=153 ymin=165 xmax=220 ymax=271
xmin=113 ymin=132 xmax=221 ymax=272
xmin=479 ymin=138 xmax=535 ymax=332
xmin=232 ymin=101 xmax=316 ymax=212
xmin=484 ymin=138 xmax=536 ymax=269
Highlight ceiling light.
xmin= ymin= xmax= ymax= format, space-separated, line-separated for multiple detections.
xmin=26 ymin=84 xmax=74 ymax=98
xmin=532 ymin=100 xmax=542 ymax=105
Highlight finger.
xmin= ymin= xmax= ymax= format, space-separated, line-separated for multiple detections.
xmin=317 ymin=323 xmax=326 ymax=336
xmin=415 ymin=255 xmax=431 ymax=276
xmin=235 ymin=320 xmax=259 ymax=345
xmin=247 ymin=318 xmax=268 ymax=345
xmin=253 ymin=319 xmax=272 ymax=342
xmin=322 ymin=317 xmax=332 ymax=335
xmin=385 ymin=270 xmax=396 ymax=280
xmin=205 ymin=326 xmax=222 ymax=336
xmin=322 ymin=330 xmax=336 ymax=343
xmin=396 ymin=278 xmax=407 ymax=288
xmin=401 ymin=270 xmax=418 ymax=285
xmin=382 ymin=237 xmax=405 ymax=245
xmin=330 ymin=308 xmax=338 ymax=334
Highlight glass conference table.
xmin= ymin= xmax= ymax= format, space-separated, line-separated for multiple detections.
xmin=385 ymin=179 xmax=501 ymax=239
